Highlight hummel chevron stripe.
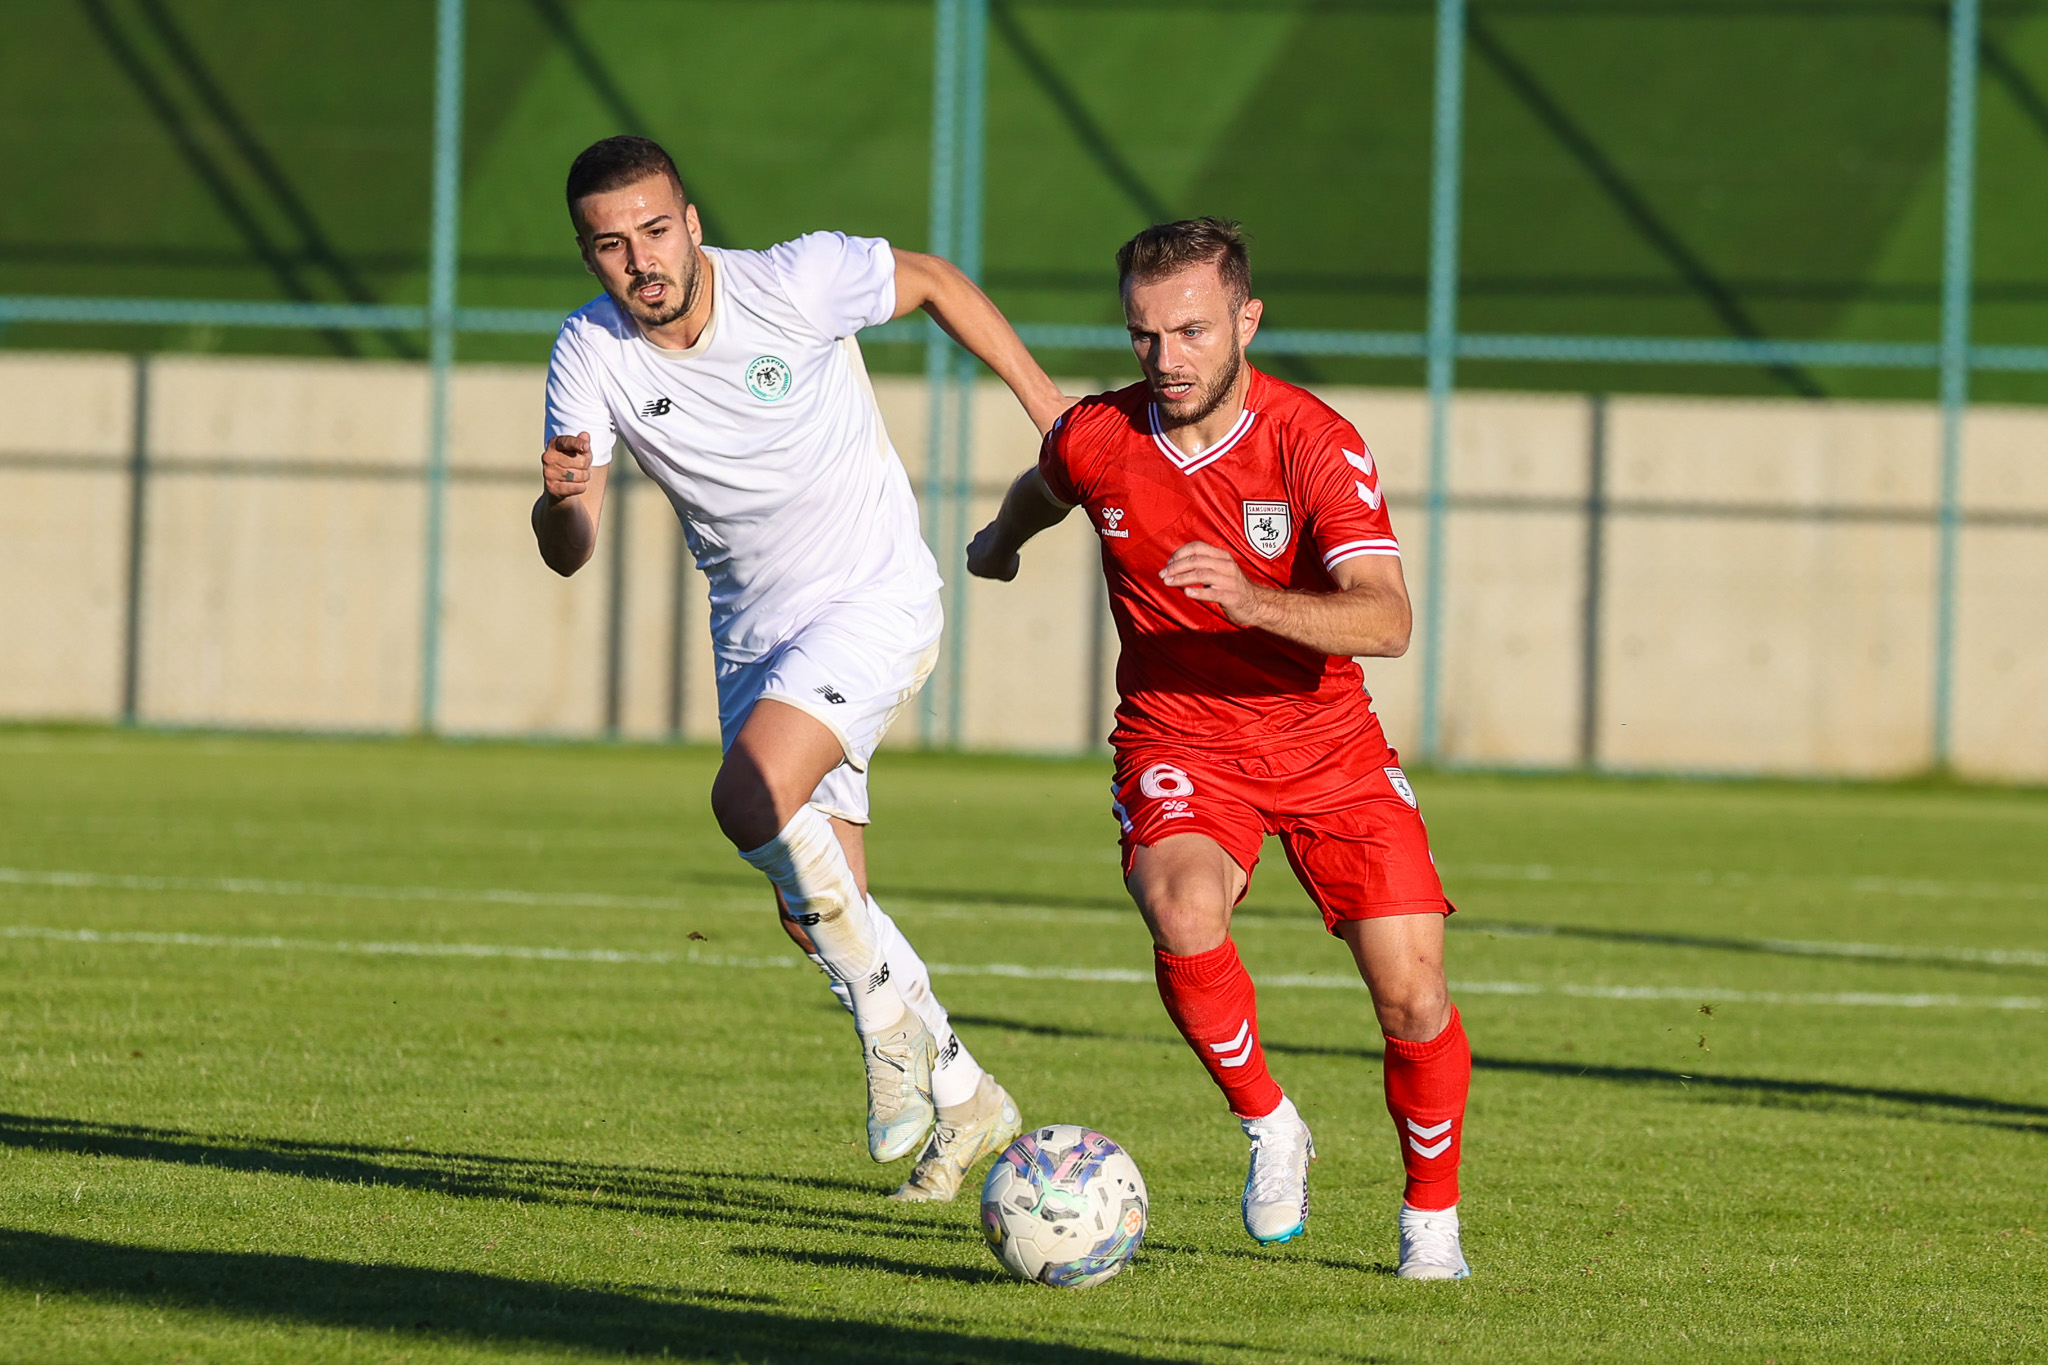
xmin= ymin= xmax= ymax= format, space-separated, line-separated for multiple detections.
xmin=1208 ymin=1019 xmax=1257 ymax=1068
xmin=1405 ymin=1118 xmax=1455 ymax=1159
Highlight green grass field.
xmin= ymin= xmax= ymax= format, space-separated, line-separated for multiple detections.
xmin=0 ymin=727 xmax=2044 ymax=1362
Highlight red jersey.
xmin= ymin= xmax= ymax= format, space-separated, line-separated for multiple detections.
xmin=1039 ymin=367 xmax=1401 ymax=756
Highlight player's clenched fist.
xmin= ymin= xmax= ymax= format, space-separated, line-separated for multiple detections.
xmin=964 ymin=521 xmax=1021 ymax=582
xmin=1161 ymin=540 xmax=1270 ymax=628
xmin=541 ymin=431 xmax=594 ymax=498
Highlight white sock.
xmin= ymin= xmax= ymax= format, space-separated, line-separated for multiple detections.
xmin=866 ymin=895 xmax=986 ymax=1110
xmin=795 ymin=894 xmax=986 ymax=1111
xmin=740 ymin=805 xmax=905 ymax=1034
xmin=1243 ymin=1094 xmax=1299 ymax=1129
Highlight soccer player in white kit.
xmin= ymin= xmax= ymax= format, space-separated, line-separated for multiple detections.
xmin=532 ymin=137 xmax=1071 ymax=1200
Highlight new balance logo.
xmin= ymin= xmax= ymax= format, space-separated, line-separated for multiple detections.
xmin=783 ymin=911 xmax=822 ymax=927
xmin=1208 ymin=1019 xmax=1257 ymax=1069
xmin=641 ymin=396 xmax=672 ymax=417
xmin=814 ymin=685 xmax=847 ymax=704
xmin=866 ymin=962 xmax=891 ymax=992
xmin=1343 ymin=449 xmax=1383 ymax=510
xmin=1405 ymin=1117 xmax=1454 ymax=1159
xmin=936 ymin=1034 xmax=961 ymax=1068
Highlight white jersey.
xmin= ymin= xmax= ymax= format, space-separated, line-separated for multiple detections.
xmin=544 ymin=232 xmax=941 ymax=664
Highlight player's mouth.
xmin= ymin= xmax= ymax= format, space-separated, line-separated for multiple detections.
xmin=634 ymin=280 xmax=670 ymax=306
xmin=1154 ymin=377 xmax=1198 ymax=403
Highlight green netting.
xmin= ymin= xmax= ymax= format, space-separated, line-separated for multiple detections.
xmin=1 ymin=0 xmax=2043 ymax=399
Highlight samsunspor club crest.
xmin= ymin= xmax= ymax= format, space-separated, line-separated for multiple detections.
xmin=746 ymin=355 xmax=793 ymax=402
xmin=1242 ymin=501 xmax=1291 ymax=559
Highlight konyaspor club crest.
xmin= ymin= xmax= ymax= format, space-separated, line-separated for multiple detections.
xmin=1242 ymin=501 xmax=1291 ymax=559
xmin=746 ymin=355 xmax=793 ymax=402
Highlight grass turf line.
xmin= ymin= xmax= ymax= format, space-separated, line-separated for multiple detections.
xmin=0 ymin=729 xmax=2043 ymax=1363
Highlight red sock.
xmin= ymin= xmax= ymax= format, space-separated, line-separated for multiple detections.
xmin=1154 ymin=941 xmax=1285 ymax=1120
xmin=1383 ymin=1005 xmax=1470 ymax=1211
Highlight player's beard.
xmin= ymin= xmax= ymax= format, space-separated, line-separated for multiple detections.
xmin=1153 ymin=340 xmax=1243 ymax=431
xmin=618 ymin=248 xmax=703 ymax=330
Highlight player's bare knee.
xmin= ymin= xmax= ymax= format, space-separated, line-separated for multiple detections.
xmin=1136 ymin=890 xmax=1231 ymax=956
xmin=1373 ymin=978 xmax=1451 ymax=1042
xmin=710 ymin=760 xmax=783 ymax=850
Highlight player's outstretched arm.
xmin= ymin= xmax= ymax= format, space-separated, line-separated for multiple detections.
xmin=891 ymin=249 xmax=1074 ymax=436
xmin=966 ymin=468 xmax=1072 ymax=581
xmin=531 ymin=431 xmax=610 ymax=577
xmin=1161 ymin=542 xmax=1413 ymax=657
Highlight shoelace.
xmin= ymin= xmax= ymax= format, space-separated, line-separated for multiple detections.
xmin=1246 ymin=1125 xmax=1309 ymax=1203
xmin=1402 ymin=1214 xmax=1462 ymax=1263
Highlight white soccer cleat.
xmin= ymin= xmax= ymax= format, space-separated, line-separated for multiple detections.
xmin=862 ymin=1011 xmax=937 ymax=1163
xmin=887 ymin=1073 xmax=1022 ymax=1202
xmin=1398 ymin=1202 xmax=1471 ymax=1280
xmin=1241 ymin=1098 xmax=1315 ymax=1244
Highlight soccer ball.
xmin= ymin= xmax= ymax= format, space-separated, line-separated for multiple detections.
xmin=979 ymin=1125 xmax=1148 ymax=1288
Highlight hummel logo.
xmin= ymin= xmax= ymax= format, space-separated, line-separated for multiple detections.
xmin=1343 ymin=449 xmax=1383 ymax=510
xmin=1405 ymin=1117 xmax=1454 ymax=1160
xmin=1208 ymin=1019 xmax=1257 ymax=1069
xmin=1099 ymin=506 xmax=1129 ymax=539
xmin=814 ymin=684 xmax=847 ymax=705
xmin=641 ymin=396 xmax=672 ymax=417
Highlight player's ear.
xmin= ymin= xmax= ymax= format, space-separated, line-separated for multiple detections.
xmin=573 ymin=233 xmax=597 ymax=276
xmin=684 ymin=202 xmax=704 ymax=247
xmin=1239 ymin=296 xmax=1264 ymax=348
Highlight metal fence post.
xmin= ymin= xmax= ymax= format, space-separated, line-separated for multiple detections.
xmin=1418 ymin=0 xmax=1467 ymax=765
xmin=1579 ymin=393 xmax=1608 ymax=769
xmin=921 ymin=0 xmax=960 ymax=746
xmin=603 ymin=454 xmax=630 ymax=738
xmin=119 ymin=353 xmax=152 ymax=726
xmin=667 ymin=525 xmax=690 ymax=741
xmin=946 ymin=0 xmax=988 ymax=749
xmin=419 ymin=0 xmax=466 ymax=733
xmin=1933 ymin=0 xmax=1981 ymax=770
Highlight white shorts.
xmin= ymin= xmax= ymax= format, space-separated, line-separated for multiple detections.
xmin=715 ymin=594 xmax=943 ymax=824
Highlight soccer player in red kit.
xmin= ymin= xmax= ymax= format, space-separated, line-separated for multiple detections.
xmin=967 ymin=218 xmax=1472 ymax=1279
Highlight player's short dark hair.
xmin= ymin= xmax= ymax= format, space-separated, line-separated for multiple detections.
xmin=1116 ymin=217 xmax=1252 ymax=308
xmin=566 ymin=135 xmax=685 ymax=214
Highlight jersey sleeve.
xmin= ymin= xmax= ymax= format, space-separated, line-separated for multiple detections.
xmin=543 ymin=323 xmax=617 ymax=468
xmin=766 ymin=231 xmax=897 ymax=339
xmin=1296 ymin=418 xmax=1399 ymax=574
xmin=1036 ymin=405 xmax=1092 ymax=508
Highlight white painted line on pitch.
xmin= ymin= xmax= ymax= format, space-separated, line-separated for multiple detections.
xmin=0 ymin=866 xmax=697 ymax=914
xmin=4 ymin=865 xmax=2043 ymax=968
xmin=3 ymin=924 xmax=2040 ymax=1011
xmin=1456 ymin=861 xmax=2048 ymax=905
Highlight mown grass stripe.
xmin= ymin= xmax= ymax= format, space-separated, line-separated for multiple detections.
xmin=4 ymin=925 xmax=2039 ymax=1011
xmin=5 ymin=865 xmax=2042 ymax=968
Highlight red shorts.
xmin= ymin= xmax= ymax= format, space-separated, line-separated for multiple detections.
xmin=1111 ymin=731 xmax=1451 ymax=934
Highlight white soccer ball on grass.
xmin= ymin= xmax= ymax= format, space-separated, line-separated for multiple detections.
xmin=979 ymin=1124 xmax=1148 ymax=1288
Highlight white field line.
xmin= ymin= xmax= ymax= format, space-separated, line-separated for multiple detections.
xmin=1459 ymin=861 xmax=2048 ymax=905
xmin=2 ymin=924 xmax=2041 ymax=1011
xmin=5 ymin=864 xmax=2043 ymax=969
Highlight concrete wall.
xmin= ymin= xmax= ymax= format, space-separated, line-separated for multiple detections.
xmin=3 ymin=349 xmax=2044 ymax=780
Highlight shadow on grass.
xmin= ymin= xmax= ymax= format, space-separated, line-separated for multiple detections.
xmin=0 ymin=1229 xmax=1190 ymax=1363
xmin=1450 ymin=916 xmax=2047 ymax=980
xmin=950 ymin=1016 xmax=2048 ymax=1132
xmin=731 ymin=1244 xmax=1013 ymax=1286
xmin=0 ymin=1112 xmax=955 ymax=1241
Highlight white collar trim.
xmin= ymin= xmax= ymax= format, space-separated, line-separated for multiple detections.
xmin=1149 ymin=403 xmax=1257 ymax=475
